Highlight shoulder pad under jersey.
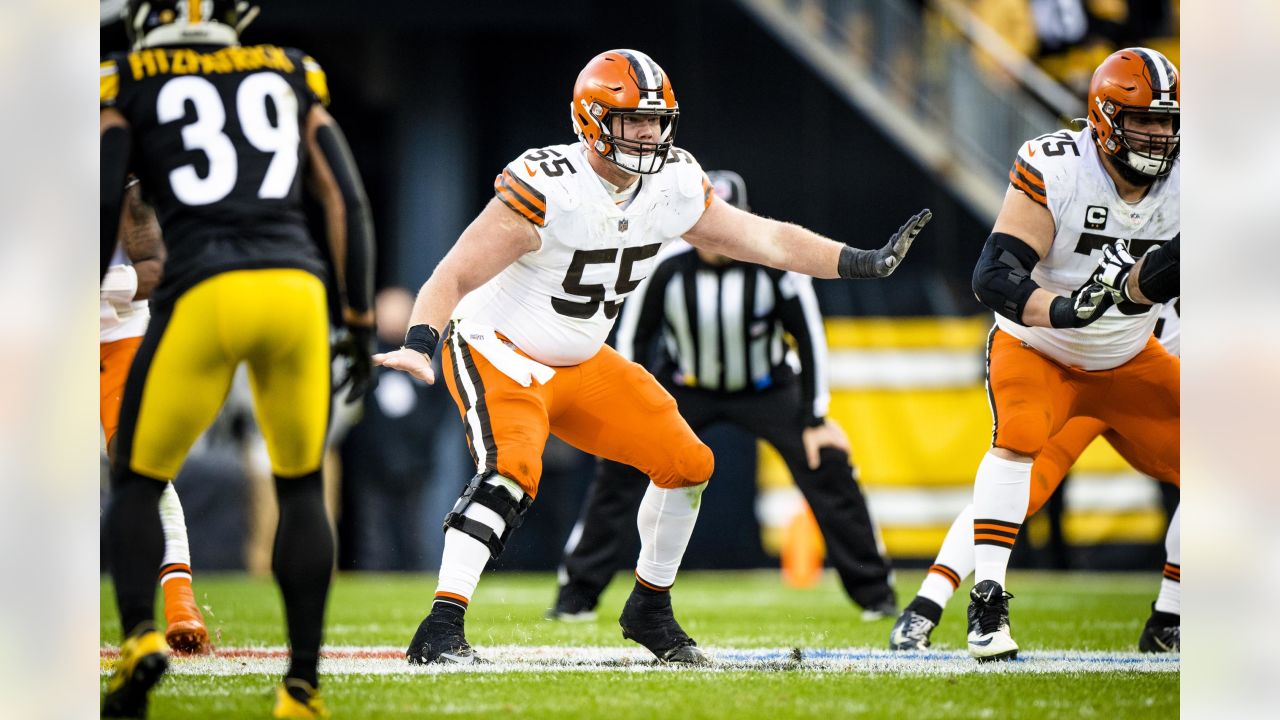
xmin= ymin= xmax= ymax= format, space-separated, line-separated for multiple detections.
xmin=282 ymin=47 xmax=330 ymax=107
xmin=1009 ymin=129 xmax=1085 ymax=215
xmin=495 ymin=144 xmax=584 ymax=226
xmin=100 ymin=56 xmax=122 ymax=108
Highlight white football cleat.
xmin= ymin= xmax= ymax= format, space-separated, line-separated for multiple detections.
xmin=967 ymin=580 xmax=1018 ymax=662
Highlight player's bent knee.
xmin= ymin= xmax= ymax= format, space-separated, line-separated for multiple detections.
xmin=652 ymin=441 xmax=714 ymax=489
xmin=495 ymin=451 xmax=542 ymax=498
xmin=995 ymin=415 xmax=1050 ymax=459
xmin=443 ymin=470 xmax=533 ymax=559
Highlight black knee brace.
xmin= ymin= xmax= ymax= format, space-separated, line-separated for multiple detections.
xmin=443 ymin=470 xmax=533 ymax=559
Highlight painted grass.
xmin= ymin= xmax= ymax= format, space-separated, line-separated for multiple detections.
xmin=100 ymin=571 xmax=1178 ymax=719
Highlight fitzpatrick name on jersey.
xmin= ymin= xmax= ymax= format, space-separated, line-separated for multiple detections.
xmin=455 ymin=143 xmax=713 ymax=366
xmin=997 ymin=127 xmax=1179 ymax=371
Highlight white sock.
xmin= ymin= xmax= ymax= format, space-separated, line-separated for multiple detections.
xmin=1155 ymin=504 xmax=1180 ymax=615
xmin=972 ymin=451 xmax=1031 ymax=588
xmin=158 ymin=482 xmax=193 ymax=581
xmin=635 ymin=481 xmax=706 ymax=588
xmin=434 ymin=476 xmax=525 ymax=606
xmin=918 ymin=503 xmax=976 ymax=608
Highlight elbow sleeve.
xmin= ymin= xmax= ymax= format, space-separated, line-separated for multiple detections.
xmin=1138 ymin=234 xmax=1179 ymax=304
xmin=316 ymin=122 xmax=375 ymax=314
xmin=971 ymin=232 xmax=1043 ymax=324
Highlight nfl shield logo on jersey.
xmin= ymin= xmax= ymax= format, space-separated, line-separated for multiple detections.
xmin=618 ymin=218 xmax=629 ymax=232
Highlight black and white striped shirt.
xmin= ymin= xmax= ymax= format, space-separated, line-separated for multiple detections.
xmin=615 ymin=242 xmax=831 ymax=425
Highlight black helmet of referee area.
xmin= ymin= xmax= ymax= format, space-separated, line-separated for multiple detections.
xmin=124 ymin=0 xmax=260 ymax=50
xmin=706 ymin=170 xmax=749 ymax=211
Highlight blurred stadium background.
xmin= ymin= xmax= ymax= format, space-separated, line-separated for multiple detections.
xmin=99 ymin=0 xmax=1179 ymax=577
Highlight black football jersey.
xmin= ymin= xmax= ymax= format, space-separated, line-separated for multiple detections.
xmin=101 ymin=44 xmax=330 ymax=304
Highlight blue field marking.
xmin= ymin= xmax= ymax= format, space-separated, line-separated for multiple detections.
xmin=714 ymin=648 xmax=1180 ymax=666
xmin=105 ymin=645 xmax=1179 ymax=676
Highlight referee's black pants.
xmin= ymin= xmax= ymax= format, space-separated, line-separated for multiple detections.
xmin=558 ymin=377 xmax=895 ymax=611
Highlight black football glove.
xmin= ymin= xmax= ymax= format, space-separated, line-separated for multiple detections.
xmin=333 ymin=324 xmax=377 ymax=403
xmin=1049 ymin=280 xmax=1115 ymax=328
xmin=838 ymin=209 xmax=932 ymax=279
xmin=1093 ymin=238 xmax=1138 ymax=302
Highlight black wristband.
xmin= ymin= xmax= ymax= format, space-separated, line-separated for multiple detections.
xmin=1048 ymin=296 xmax=1077 ymax=329
xmin=404 ymin=324 xmax=440 ymax=359
xmin=838 ymin=245 xmax=881 ymax=279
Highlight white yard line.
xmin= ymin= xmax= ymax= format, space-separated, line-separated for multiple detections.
xmin=101 ymin=645 xmax=1179 ymax=675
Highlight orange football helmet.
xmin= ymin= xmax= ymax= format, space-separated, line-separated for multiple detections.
xmin=1087 ymin=47 xmax=1180 ymax=179
xmin=570 ymin=49 xmax=679 ymax=175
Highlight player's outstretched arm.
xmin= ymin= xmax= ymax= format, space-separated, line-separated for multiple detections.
xmin=100 ymin=109 xmax=132 ymax=281
xmin=683 ymin=195 xmax=930 ymax=279
xmin=373 ymin=198 xmax=541 ymax=384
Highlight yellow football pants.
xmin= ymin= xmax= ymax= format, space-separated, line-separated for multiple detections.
xmin=115 ymin=268 xmax=331 ymax=480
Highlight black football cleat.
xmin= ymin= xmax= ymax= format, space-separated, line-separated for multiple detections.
xmin=545 ymin=583 xmax=599 ymax=622
xmin=1138 ymin=604 xmax=1180 ymax=653
xmin=618 ymin=590 xmax=710 ymax=665
xmin=406 ymin=613 xmax=483 ymax=665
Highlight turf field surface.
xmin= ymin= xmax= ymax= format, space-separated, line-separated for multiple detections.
xmin=100 ymin=570 xmax=1179 ymax=719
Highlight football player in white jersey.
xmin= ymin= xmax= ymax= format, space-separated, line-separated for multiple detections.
xmin=890 ymin=301 xmax=1181 ymax=654
xmin=101 ymin=181 xmax=209 ymax=654
xmin=964 ymin=47 xmax=1180 ymax=660
xmin=375 ymin=49 xmax=932 ymax=665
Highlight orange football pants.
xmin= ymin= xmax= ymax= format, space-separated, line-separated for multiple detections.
xmin=988 ymin=328 xmax=1179 ymax=511
xmin=440 ymin=327 xmax=714 ymax=499
xmin=1027 ymin=416 xmax=1180 ymax=517
xmin=100 ymin=335 xmax=144 ymax=450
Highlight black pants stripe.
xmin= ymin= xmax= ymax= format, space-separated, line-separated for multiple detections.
xmin=559 ymin=377 xmax=894 ymax=610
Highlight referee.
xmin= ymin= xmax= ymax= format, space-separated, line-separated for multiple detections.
xmin=548 ymin=171 xmax=896 ymax=620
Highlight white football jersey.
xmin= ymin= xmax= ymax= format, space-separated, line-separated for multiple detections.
xmin=101 ymin=244 xmax=150 ymax=342
xmin=455 ymin=142 xmax=711 ymax=366
xmin=996 ymin=127 xmax=1179 ymax=371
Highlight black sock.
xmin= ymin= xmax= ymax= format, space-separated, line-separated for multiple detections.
xmin=430 ymin=598 xmax=467 ymax=624
xmin=906 ymin=596 xmax=945 ymax=625
xmin=632 ymin=578 xmax=670 ymax=603
xmin=273 ymin=471 xmax=333 ymax=688
xmin=1148 ymin=606 xmax=1180 ymax=627
xmin=106 ymin=470 xmax=167 ymax=636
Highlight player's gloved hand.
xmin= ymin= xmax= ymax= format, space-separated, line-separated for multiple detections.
xmin=1048 ymin=281 xmax=1115 ymax=328
xmin=838 ymin=209 xmax=932 ymax=279
xmin=1093 ymin=238 xmax=1138 ymax=302
xmin=333 ymin=324 xmax=377 ymax=403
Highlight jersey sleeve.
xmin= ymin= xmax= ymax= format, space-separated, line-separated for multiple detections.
xmin=1008 ymin=141 xmax=1048 ymax=209
xmin=493 ymin=150 xmax=559 ymax=228
xmin=663 ymin=147 xmax=713 ymax=238
xmin=285 ymin=48 xmax=331 ymax=108
xmin=100 ymin=58 xmax=120 ymax=108
xmin=1008 ymin=133 xmax=1079 ymax=221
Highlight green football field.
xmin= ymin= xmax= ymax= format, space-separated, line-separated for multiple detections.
xmin=100 ymin=570 xmax=1178 ymax=719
